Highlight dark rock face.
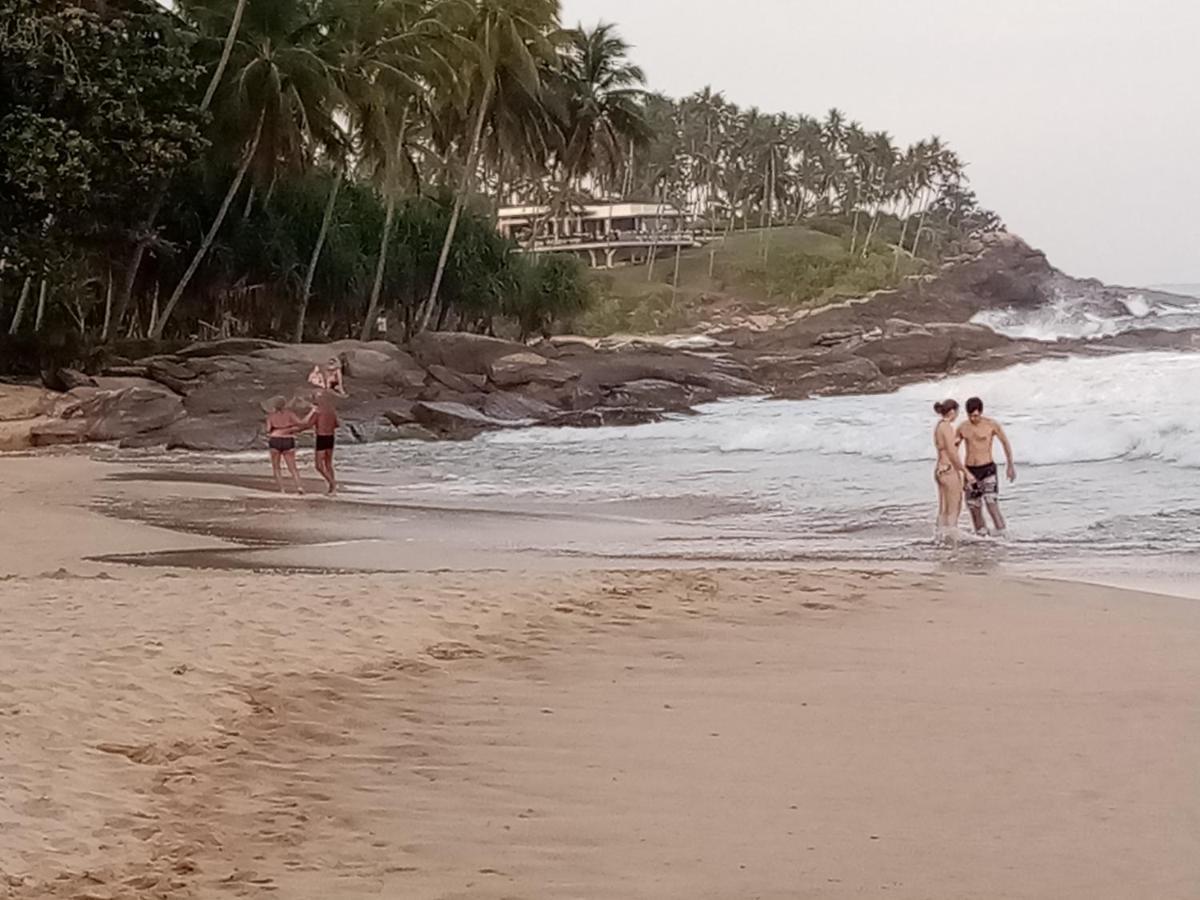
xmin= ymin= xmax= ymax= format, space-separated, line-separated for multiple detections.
xmin=412 ymin=401 xmax=516 ymax=439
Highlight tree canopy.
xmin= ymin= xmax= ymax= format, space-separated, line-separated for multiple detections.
xmin=0 ymin=0 xmax=1000 ymax=362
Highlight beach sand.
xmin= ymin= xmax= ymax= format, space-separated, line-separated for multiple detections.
xmin=1 ymin=455 xmax=1198 ymax=899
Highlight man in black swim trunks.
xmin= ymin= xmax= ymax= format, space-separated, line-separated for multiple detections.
xmin=305 ymin=390 xmax=340 ymax=495
xmin=957 ymin=397 xmax=1016 ymax=536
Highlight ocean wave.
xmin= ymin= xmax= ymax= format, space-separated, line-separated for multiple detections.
xmin=971 ymin=288 xmax=1200 ymax=341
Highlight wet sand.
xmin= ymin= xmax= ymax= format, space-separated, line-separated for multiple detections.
xmin=1 ymin=455 xmax=1198 ymax=899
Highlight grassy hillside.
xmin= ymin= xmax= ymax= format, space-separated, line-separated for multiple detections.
xmin=575 ymin=220 xmax=926 ymax=335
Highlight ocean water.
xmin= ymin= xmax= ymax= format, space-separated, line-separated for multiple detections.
xmin=344 ymin=347 xmax=1200 ymax=569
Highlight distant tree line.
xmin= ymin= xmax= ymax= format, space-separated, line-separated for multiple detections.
xmin=0 ymin=0 xmax=1000 ymax=362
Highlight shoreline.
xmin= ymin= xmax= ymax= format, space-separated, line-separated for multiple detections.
xmin=2 ymin=453 xmax=1198 ymax=898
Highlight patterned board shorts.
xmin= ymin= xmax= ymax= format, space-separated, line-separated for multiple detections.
xmin=966 ymin=463 xmax=999 ymax=509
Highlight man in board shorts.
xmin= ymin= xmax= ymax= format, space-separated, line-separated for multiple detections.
xmin=305 ymin=390 xmax=340 ymax=495
xmin=957 ymin=397 xmax=1016 ymax=536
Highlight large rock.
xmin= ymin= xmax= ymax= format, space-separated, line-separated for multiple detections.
xmin=856 ymin=323 xmax=1007 ymax=377
xmin=409 ymin=332 xmax=528 ymax=376
xmin=481 ymin=391 xmax=560 ymax=422
xmin=488 ymin=352 xmax=579 ymax=387
xmin=428 ymin=364 xmax=488 ymax=393
xmin=552 ymin=407 xmax=664 ymax=428
xmin=758 ymin=355 xmax=888 ymax=399
xmin=31 ymin=385 xmax=184 ymax=446
xmin=0 ymin=385 xmax=57 ymax=422
xmin=412 ymin=401 xmax=514 ymax=439
xmin=603 ymin=379 xmax=714 ymax=412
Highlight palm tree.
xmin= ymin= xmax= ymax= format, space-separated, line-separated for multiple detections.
xmin=113 ymin=0 xmax=252 ymax=339
xmin=418 ymin=0 xmax=560 ymax=335
xmin=151 ymin=0 xmax=339 ymax=339
xmin=554 ymin=23 xmax=651 ymax=188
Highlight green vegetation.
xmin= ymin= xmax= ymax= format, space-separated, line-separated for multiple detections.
xmin=577 ymin=223 xmax=918 ymax=335
xmin=0 ymin=0 xmax=1000 ymax=369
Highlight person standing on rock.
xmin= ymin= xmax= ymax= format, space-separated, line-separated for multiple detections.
xmin=303 ymin=390 xmax=340 ymax=496
xmin=933 ymin=399 xmax=974 ymax=545
xmin=265 ymin=397 xmax=306 ymax=495
xmin=957 ymin=397 xmax=1016 ymax=536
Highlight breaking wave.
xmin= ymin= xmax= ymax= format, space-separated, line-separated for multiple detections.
xmin=971 ymin=288 xmax=1200 ymax=341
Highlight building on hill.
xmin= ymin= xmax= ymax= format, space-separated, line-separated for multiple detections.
xmin=497 ymin=201 xmax=704 ymax=269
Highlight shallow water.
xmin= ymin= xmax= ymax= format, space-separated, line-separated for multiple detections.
xmin=342 ymin=351 xmax=1200 ymax=571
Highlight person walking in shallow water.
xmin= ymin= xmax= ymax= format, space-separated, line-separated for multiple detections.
xmin=932 ymin=399 xmax=974 ymax=544
xmin=957 ymin=396 xmax=1016 ymax=536
xmin=265 ymin=397 xmax=306 ymax=494
xmin=304 ymin=390 xmax=340 ymax=495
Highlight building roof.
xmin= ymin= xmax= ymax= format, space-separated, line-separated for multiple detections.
xmin=498 ymin=202 xmax=684 ymax=222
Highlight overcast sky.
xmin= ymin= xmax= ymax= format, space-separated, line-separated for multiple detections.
xmin=560 ymin=0 xmax=1198 ymax=286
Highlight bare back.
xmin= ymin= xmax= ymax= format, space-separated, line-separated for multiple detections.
xmin=933 ymin=421 xmax=958 ymax=469
xmin=266 ymin=410 xmax=300 ymax=437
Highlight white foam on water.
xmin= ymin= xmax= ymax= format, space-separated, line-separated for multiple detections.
xmin=971 ymin=288 xmax=1200 ymax=341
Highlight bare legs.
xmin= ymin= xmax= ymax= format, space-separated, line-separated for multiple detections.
xmin=270 ymin=449 xmax=304 ymax=494
xmin=936 ymin=468 xmax=964 ymax=545
xmin=283 ymin=450 xmax=304 ymax=494
xmin=315 ymin=449 xmax=336 ymax=495
xmin=270 ymin=449 xmax=284 ymax=493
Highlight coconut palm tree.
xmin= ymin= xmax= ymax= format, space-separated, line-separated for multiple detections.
xmin=554 ymin=22 xmax=651 ymax=188
xmin=151 ymin=0 xmax=340 ymax=339
xmin=111 ymin=0 xmax=252 ymax=340
xmin=298 ymin=0 xmax=458 ymax=343
xmin=418 ymin=0 xmax=560 ymax=334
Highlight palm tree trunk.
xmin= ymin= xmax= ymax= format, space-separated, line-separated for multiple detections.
xmin=420 ymin=79 xmax=494 ymax=335
xmin=7 ymin=277 xmax=31 ymax=335
xmin=100 ymin=267 xmax=114 ymax=341
xmin=849 ymin=206 xmax=861 ymax=255
xmin=295 ymin=167 xmax=343 ymax=342
xmin=201 ymin=0 xmax=248 ymax=111
xmin=361 ymin=113 xmax=411 ymax=342
xmin=893 ymin=199 xmax=914 ymax=275
xmin=33 ymin=278 xmax=48 ymax=331
xmin=862 ymin=206 xmax=881 ymax=259
xmin=150 ymin=110 xmax=265 ymax=340
xmin=361 ymin=192 xmax=396 ymax=342
xmin=113 ymin=0 xmax=244 ymax=343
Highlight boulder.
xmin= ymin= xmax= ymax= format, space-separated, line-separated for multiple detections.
xmin=488 ymin=352 xmax=579 ymax=387
xmin=552 ymin=407 xmax=664 ymax=428
xmin=177 ymin=338 xmax=283 ymax=359
xmin=685 ymin=371 xmax=763 ymax=395
xmin=33 ymin=385 xmax=186 ymax=446
xmin=153 ymin=415 xmax=260 ymax=452
xmin=47 ymin=368 xmax=98 ymax=392
xmin=0 ymin=416 xmax=52 ymax=451
xmin=762 ymin=357 xmax=887 ymax=399
xmin=481 ymin=391 xmax=560 ymax=422
xmin=428 ymin=364 xmax=488 ymax=394
xmin=409 ymin=331 xmax=528 ymax=376
xmin=603 ymin=379 xmax=713 ymax=412
xmin=411 ymin=401 xmax=514 ymax=439
xmin=0 ymin=385 xmax=57 ymax=422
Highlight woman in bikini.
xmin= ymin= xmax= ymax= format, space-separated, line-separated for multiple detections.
xmin=932 ymin=399 xmax=975 ymax=544
xmin=265 ymin=396 xmax=306 ymax=494
xmin=307 ymin=357 xmax=347 ymax=396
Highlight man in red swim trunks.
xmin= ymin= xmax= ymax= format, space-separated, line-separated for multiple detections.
xmin=305 ymin=390 xmax=340 ymax=495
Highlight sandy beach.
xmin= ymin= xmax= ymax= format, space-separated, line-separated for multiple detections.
xmin=1 ymin=454 xmax=1198 ymax=899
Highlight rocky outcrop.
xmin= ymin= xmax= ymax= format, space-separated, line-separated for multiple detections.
xmin=30 ymin=385 xmax=184 ymax=447
xmin=488 ymin=351 xmax=579 ymax=387
xmin=6 ymin=231 xmax=1199 ymax=452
